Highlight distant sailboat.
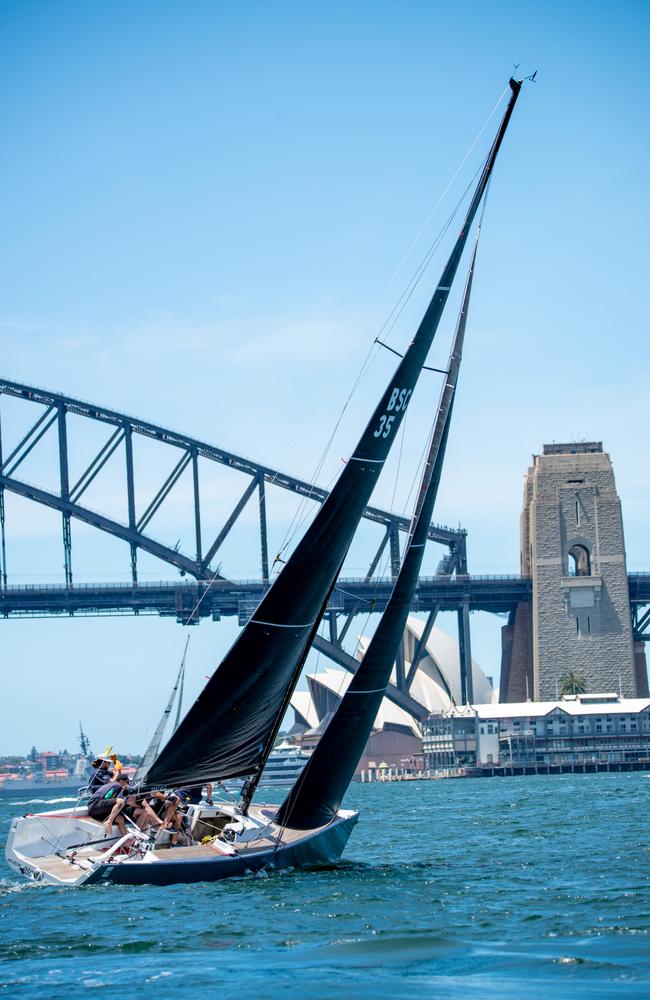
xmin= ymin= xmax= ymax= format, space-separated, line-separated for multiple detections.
xmin=6 ymin=77 xmax=524 ymax=886
xmin=133 ymin=636 xmax=189 ymax=783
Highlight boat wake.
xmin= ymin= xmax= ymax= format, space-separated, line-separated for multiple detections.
xmin=10 ymin=796 xmax=78 ymax=806
xmin=0 ymin=877 xmax=39 ymax=898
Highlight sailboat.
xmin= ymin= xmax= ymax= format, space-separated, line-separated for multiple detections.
xmin=133 ymin=637 xmax=189 ymax=783
xmin=5 ymin=77 xmax=524 ymax=886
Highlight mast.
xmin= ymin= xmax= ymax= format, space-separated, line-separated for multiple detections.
xmin=144 ymin=78 xmax=522 ymax=795
xmin=172 ymin=655 xmax=186 ymax=734
xmin=277 ymin=229 xmax=481 ymax=830
xmin=78 ymin=722 xmax=91 ymax=758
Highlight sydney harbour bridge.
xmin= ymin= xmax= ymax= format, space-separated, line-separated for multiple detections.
xmin=1 ymin=378 xmax=649 ymax=718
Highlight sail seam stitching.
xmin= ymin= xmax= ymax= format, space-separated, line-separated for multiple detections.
xmin=249 ymin=619 xmax=316 ymax=629
xmin=347 ymin=687 xmax=387 ymax=694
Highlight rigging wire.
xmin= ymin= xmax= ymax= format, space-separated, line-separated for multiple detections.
xmin=270 ymin=167 xmax=480 ymax=564
xmin=326 ymin=189 xmax=493 ymax=711
xmin=375 ymin=160 xmax=485 ymax=348
xmin=291 ymin=199 xmax=495 ymax=748
xmin=268 ymin=88 xmax=508 ymax=836
xmin=264 ymin=84 xmax=509 ymax=565
xmin=112 ymin=629 xmax=193 ymax=753
xmin=184 ymin=86 xmax=507 ymax=585
xmin=371 ymin=84 xmax=510 ymax=315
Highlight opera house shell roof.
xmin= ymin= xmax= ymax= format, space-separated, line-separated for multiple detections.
xmin=290 ymin=614 xmax=495 ymax=737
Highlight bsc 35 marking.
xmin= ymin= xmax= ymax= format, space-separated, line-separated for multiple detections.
xmin=373 ymin=387 xmax=413 ymax=438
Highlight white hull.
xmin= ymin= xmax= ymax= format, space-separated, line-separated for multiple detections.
xmin=5 ymin=800 xmax=358 ymax=887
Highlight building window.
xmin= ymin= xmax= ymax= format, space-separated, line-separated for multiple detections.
xmin=568 ymin=544 xmax=591 ymax=577
xmin=575 ymin=498 xmax=580 ymax=526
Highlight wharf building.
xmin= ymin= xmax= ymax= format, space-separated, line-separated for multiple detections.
xmin=423 ymin=693 xmax=650 ymax=771
xmin=500 ymin=442 xmax=647 ymax=702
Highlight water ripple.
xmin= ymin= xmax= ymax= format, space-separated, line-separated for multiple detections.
xmin=1 ymin=773 xmax=650 ymax=998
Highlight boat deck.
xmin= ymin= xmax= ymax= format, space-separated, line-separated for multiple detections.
xmin=32 ymin=847 xmax=106 ymax=882
xmin=151 ymin=844 xmax=228 ymax=860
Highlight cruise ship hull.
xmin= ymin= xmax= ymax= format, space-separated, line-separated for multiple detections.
xmin=0 ymin=782 xmax=83 ymax=798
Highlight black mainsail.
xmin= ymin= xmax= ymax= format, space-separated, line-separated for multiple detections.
xmin=277 ymin=231 xmax=480 ymax=830
xmin=144 ymin=78 xmax=522 ymax=792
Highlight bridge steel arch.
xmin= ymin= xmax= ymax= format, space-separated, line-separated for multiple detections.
xmin=0 ymin=379 xmax=476 ymax=710
xmin=2 ymin=381 xmax=648 ymax=711
xmin=0 ymin=379 xmax=467 ymax=590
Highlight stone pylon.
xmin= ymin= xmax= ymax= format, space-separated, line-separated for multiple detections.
xmin=501 ymin=442 xmax=646 ymax=701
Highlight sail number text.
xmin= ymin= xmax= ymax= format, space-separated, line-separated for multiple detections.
xmin=373 ymin=387 xmax=412 ymax=438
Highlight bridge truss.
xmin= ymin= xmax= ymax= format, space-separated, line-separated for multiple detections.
xmin=0 ymin=379 xmax=466 ymax=587
xmin=2 ymin=380 xmax=648 ymax=712
xmin=0 ymin=379 xmax=474 ymax=709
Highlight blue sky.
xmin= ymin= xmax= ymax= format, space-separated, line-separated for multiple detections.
xmin=1 ymin=1 xmax=649 ymax=754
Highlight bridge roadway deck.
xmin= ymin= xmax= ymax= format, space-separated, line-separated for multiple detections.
xmin=0 ymin=574 xmax=526 ymax=620
xmin=1 ymin=574 xmax=648 ymax=622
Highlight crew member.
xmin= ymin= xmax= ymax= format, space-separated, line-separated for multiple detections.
xmin=88 ymin=757 xmax=114 ymax=793
xmin=87 ymin=774 xmax=130 ymax=836
xmin=161 ymin=788 xmax=193 ymax=847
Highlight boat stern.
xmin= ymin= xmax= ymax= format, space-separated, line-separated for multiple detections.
xmin=4 ymin=807 xmax=113 ymax=886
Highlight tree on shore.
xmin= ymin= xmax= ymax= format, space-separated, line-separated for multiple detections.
xmin=559 ymin=671 xmax=587 ymax=696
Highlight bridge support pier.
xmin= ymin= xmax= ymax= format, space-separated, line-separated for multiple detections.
xmin=258 ymin=476 xmax=269 ymax=583
xmin=520 ymin=442 xmax=639 ymax=699
xmin=0 ymin=408 xmax=5 ymax=589
xmin=57 ymin=405 xmax=73 ymax=589
xmin=457 ymin=597 xmax=473 ymax=704
xmin=0 ymin=486 xmax=6 ymax=590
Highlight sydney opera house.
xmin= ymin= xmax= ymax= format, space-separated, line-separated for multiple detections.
xmin=289 ymin=615 xmax=495 ymax=772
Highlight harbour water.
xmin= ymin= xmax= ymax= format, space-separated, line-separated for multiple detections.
xmin=1 ymin=772 xmax=649 ymax=998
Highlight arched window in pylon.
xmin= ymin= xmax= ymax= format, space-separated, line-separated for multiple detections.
xmin=568 ymin=544 xmax=591 ymax=577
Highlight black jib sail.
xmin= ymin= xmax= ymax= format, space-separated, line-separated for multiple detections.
xmin=276 ymin=230 xmax=480 ymax=830
xmin=144 ymin=79 xmax=522 ymax=791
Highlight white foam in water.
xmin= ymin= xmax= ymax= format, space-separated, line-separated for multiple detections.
xmin=0 ymin=879 xmax=38 ymax=896
xmin=11 ymin=797 xmax=77 ymax=806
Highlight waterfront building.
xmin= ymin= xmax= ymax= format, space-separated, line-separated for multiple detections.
xmin=423 ymin=693 xmax=650 ymax=770
xmin=501 ymin=442 xmax=648 ymax=702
